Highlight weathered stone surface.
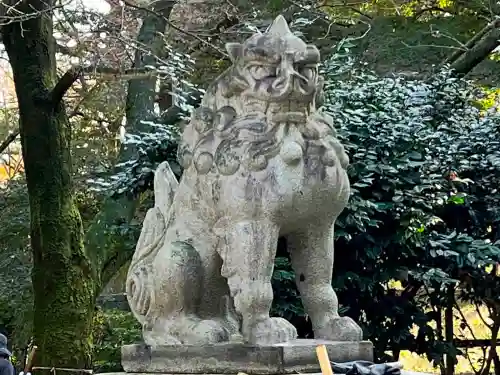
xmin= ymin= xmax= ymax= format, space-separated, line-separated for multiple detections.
xmin=125 ymin=14 xmax=363 ymax=347
xmin=122 ymin=340 xmax=374 ymax=374
xmin=277 ymin=340 xmax=373 ymax=373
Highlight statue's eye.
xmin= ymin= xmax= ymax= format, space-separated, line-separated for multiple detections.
xmin=248 ymin=65 xmax=275 ymax=80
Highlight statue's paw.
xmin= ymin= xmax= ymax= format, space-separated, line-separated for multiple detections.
xmin=316 ymin=316 xmax=363 ymax=341
xmin=245 ymin=317 xmax=297 ymax=345
xmin=143 ymin=317 xmax=230 ymax=345
xmin=190 ymin=319 xmax=231 ymax=344
xmin=143 ymin=329 xmax=182 ymax=346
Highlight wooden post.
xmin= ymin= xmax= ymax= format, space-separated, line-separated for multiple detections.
xmin=316 ymin=345 xmax=334 ymax=375
xmin=445 ymin=286 xmax=455 ymax=375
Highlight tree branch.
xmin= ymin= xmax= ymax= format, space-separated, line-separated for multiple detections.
xmin=444 ymin=19 xmax=497 ymax=65
xmin=0 ymin=130 xmax=20 ymax=154
xmin=56 ymin=43 xmax=73 ymax=55
xmin=121 ymin=0 xmax=228 ymax=58
xmin=50 ymin=66 xmax=83 ymax=106
xmin=56 ymin=65 xmax=160 ymax=83
xmin=413 ymin=7 xmax=452 ymax=20
xmin=84 ymin=3 xmax=175 ymax=289
xmin=81 ymin=65 xmax=158 ymax=79
xmin=50 ymin=65 xmax=160 ymax=107
xmin=449 ymin=19 xmax=500 ymax=76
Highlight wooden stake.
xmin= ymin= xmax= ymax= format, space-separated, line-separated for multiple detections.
xmin=316 ymin=344 xmax=334 ymax=375
xmin=24 ymin=345 xmax=38 ymax=373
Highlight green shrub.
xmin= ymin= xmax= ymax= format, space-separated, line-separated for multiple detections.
xmin=92 ymin=309 xmax=141 ymax=372
xmin=271 ymin=43 xmax=500 ymax=364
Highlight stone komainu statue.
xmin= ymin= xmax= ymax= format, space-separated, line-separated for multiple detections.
xmin=125 ymin=15 xmax=363 ymax=346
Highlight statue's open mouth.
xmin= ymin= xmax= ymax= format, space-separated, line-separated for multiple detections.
xmin=268 ymin=61 xmax=317 ymax=101
xmin=238 ymin=53 xmax=318 ymax=103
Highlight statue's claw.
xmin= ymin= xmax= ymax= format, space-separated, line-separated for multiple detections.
xmin=316 ymin=316 xmax=363 ymax=342
xmin=244 ymin=317 xmax=297 ymax=345
xmin=144 ymin=317 xmax=230 ymax=346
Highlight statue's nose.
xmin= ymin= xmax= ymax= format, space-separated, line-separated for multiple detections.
xmin=277 ymin=54 xmax=292 ymax=76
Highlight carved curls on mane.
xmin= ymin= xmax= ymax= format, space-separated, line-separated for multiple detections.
xmin=177 ymin=106 xmax=282 ymax=176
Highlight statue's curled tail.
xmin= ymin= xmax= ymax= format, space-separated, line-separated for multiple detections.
xmin=126 ymin=162 xmax=179 ymax=326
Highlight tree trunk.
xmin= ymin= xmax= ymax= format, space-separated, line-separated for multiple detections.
xmin=2 ymin=1 xmax=95 ymax=370
xmin=85 ymin=6 xmax=172 ymax=288
xmin=446 ymin=19 xmax=500 ymax=76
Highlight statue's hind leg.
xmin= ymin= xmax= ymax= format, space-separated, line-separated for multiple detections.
xmin=287 ymin=221 xmax=363 ymax=341
xmin=196 ymin=253 xmax=242 ymax=340
xmin=217 ymin=219 xmax=297 ymax=345
xmin=144 ymin=241 xmax=231 ymax=345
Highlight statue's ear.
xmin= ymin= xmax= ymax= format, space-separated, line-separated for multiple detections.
xmin=225 ymin=43 xmax=243 ymax=62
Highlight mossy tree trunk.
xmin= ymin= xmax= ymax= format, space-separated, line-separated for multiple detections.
xmin=2 ymin=0 xmax=96 ymax=370
xmin=1 ymin=0 xmax=175 ymax=369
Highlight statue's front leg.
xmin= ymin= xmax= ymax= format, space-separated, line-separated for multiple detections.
xmin=288 ymin=221 xmax=363 ymax=341
xmin=217 ymin=219 xmax=297 ymax=345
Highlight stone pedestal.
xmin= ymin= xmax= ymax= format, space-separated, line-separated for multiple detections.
xmin=121 ymin=339 xmax=373 ymax=374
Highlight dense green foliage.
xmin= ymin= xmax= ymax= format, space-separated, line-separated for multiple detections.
xmin=273 ymin=44 xmax=500 ymax=364
xmin=0 ymin=181 xmax=32 ymax=350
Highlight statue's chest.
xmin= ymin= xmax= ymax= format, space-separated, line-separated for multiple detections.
xmin=275 ymin=136 xmax=339 ymax=179
xmin=257 ymin=151 xmax=348 ymax=222
xmin=200 ymin=147 xmax=349 ymax=223
xmin=271 ymin=156 xmax=336 ymax=192
xmin=267 ymin=139 xmax=348 ymax=205
xmin=200 ymin=134 xmax=349 ymax=218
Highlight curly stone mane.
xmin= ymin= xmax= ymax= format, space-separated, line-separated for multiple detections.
xmin=176 ymin=17 xmax=344 ymax=177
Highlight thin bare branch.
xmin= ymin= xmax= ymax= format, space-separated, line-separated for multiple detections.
xmin=121 ymin=0 xmax=228 ymax=57
xmin=413 ymin=7 xmax=453 ymax=20
xmin=454 ymin=301 xmax=478 ymax=340
xmin=475 ymin=302 xmax=493 ymax=329
xmin=0 ymin=0 xmax=69 ymax=26
xmin=0 ymin=130 xmax=20 ymax=155
xmin=51 ymin=66 xmax=84 ymax=106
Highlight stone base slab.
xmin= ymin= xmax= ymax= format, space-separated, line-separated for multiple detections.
xmin=121 ymin=339 xmax=373 ymax=374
